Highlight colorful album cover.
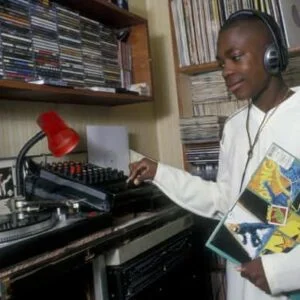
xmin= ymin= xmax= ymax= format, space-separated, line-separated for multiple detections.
xmin=206 ymin=143 xmax=300 ymax=264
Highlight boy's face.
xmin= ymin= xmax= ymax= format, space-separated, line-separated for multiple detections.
xmin=216 ymin=23 xmax=271 ymax=100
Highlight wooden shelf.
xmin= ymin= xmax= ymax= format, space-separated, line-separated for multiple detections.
xmin=179 ymin=62 xmax=220 ymax=75
xmin=0 ymin=80 xmax=152 ymax=106
xmin=54 ymin=0 xmax=146 ymax=28
xmin=289 ymin=47 xmax=300 ymax=58
xmin=178 ymin=48 xmax=300 ymax=76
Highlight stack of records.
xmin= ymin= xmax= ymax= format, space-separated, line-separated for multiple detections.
xmin=80 ymin=16 xmax=104 ymax=88
xmin=186 ymin=144 xmax=220 ymax=181
xmin=30 ymin=1 xmax=63 ymax=85
xmin=0 ymin=0 xmax=35 ymax=81
xmin=283 ymin=56 xmax=300 ymax=88
xmin=99 ymin=24 xmax=121 ymax=88
xmin=180 ymin=115 xmax=227 ymax=181
xmin=56 ymin=4 xmax=84 ymax=87
xmin=180 ymin=115 xmax=227 ymax=144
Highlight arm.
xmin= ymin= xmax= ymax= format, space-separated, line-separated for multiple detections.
xmin=262 ymin=246 xmax=300 ymax=295
xmin=128 ymin=125 xmax=233 ymax=219
xmin=153 ymin=160 xmax=230 ymax=219
xmin=239 ymin=242 xmax=300 ymax=296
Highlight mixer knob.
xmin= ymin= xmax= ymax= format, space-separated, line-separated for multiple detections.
xmin=111 ymin=169 xmax=118 ymax=180
xmin=87 ymin=168 xmax=93 ymax=185
xmin=57 ymin=162 xmax=63 ymax=173
xmin=63 ymin=161 xmax=69 ymax=176
xmin=118 ymin=170 xmax=125 ymax=179
xmin=51 ymin=162 xmax=57 ymax=172
xmin=45 ymin=163 xmax=51 ymax=170
xmin=82 ymin=169 xmax=87 ymax=184
xmin=69 ymin=161 xmax=76 ymax=178
xmin=75 ymin=172 xmax=82 ymax=181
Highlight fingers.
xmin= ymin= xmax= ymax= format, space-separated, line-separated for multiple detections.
xmin=127 ymin=160 xmax=149 ymax=185
xmin=236 ymin=259 xmax=271 ymax=294
xmin=127 ymin=158 xmax=157 ymax=185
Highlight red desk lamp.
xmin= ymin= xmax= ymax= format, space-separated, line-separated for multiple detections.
xmin=15 ymin=111 xmax=80 ymax=197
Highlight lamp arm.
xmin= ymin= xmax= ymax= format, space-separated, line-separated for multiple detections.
xmin=16 ymin=131 xmax=46 ymax=196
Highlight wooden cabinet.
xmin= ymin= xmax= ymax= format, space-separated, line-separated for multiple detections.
xmin=0 ymin=0 xmax=153 ymax=106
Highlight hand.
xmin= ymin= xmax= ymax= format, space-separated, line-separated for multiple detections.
xmin=237 ymin=257 xmax=271 ymax=294
xmin=127 ymin=158 xmax=158 ymax=185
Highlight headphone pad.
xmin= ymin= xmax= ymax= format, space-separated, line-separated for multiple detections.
xmin=264 ymin=43 xmax=280 ymax=75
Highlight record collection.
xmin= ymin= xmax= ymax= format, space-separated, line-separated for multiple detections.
xmin=0 ymin=0 xmax=129 ymax=89
xmin=180 ymin=115 xmax=227 ymax=181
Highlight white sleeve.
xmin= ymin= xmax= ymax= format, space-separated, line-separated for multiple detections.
xmin=262 ymin=245 xmax=300 ymax=295
xmin=152 ymin=128 xmax=232 ymax=219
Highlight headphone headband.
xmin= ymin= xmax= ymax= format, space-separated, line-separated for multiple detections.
xmin=227 ymin=9 xmax=288 ymax=74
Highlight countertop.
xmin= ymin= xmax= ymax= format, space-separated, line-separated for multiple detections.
xmin=0 ymin=204 xmax=188 ymax=283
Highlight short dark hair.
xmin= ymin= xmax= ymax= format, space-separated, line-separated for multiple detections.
xmin=220 ymin=12 xmax=272 ymax=40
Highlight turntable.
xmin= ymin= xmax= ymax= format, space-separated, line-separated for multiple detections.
xmin=0 ymin=111 xmax=112 ymax=265
xmin=0 ymin=209 xmax=58 ymax=245
xmin=0 ymin=195 xmax=112 ymax=271
xmin=0 ymin=195 xmax=83 ymax=247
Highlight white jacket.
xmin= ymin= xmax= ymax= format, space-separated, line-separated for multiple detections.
xmin=153 ymin=91 xmax=300 ymax=300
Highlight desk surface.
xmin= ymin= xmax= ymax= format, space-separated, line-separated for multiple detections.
xmin=0 ymin=205 xmax=188 ymax=282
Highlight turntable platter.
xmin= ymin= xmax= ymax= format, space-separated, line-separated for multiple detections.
xmin=0 ymin=211 xmax=59 ymax=244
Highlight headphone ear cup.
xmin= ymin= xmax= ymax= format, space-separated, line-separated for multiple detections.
xmin=264 ymin=43 xmax=280 ymax=75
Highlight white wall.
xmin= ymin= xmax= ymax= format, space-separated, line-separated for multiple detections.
xmin=127 ymin=0 xmax=184 ymax=168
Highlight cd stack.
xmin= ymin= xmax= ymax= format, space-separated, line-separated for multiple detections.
xmin=55 ymin=4 xmax=85 ymax=88
xmin=118 ymin=40 xmax=132 ymax=89
xmin=0 ymin=0 xmax=35 ymax=81
xmin=99 ymin=24 xmax=121 ymax=88
xmin=0 ymin=26 xmax=2 ymax=79
xmin=30 ymin=1 xmax=63 ymax=85
xmin=80 ymin=16 xmax=104 ymax=88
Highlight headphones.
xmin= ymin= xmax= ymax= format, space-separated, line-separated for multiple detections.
xmin=226 ymin=9 xmax=288 ymax=75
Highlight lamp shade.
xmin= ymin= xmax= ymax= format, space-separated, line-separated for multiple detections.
xmin=37 ymin=111 xmax=80 ymax=157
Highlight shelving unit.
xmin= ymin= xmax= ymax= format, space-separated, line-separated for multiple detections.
xmin=0 ymin=0 xmax=153 ymax=106
xmin=0 ymin=80 xmax=152 ymax=106
xmin=178 ymin=47 xmax=300 ymax=76
xmin=169 ymin=0 xmax=300 ymax=171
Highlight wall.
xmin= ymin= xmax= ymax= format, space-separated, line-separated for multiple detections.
xmin=145 ymin=0 xmax=183 ymax=168
xmin=124 ymin=0 xmax=184 ymax=168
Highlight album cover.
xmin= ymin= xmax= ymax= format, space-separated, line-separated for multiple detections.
xmin=206 ymin=143 xmax=300 ymax=264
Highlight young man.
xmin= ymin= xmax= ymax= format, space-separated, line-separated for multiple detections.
xmin=127 ymin=9 xmax=300 ymax=300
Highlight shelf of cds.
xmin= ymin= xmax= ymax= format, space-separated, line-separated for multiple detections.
xmin=0 ymin=0 xmax=153 ymax=106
